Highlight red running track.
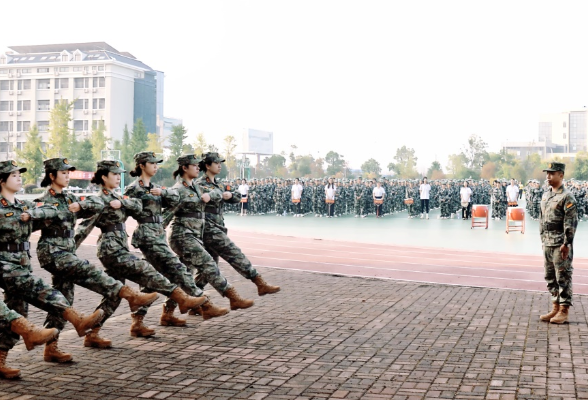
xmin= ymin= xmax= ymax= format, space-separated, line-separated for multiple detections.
xmin=31 ymin=221 xmax=588 ymax=294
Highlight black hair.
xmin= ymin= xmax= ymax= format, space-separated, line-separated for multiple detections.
xmin=40 ymin=169 xmax=58 ymax=187
xmin=172 ymin=165 xmax=187 ymax=179
xmin=0 ymin=172 xmax=10 ymax=186
xmin=90 ymin=169 xmax=109 ymax=185
xmin=197 ymin=159 xmax=210 ymax=173
xmin=129 ymin=163 xmax=144 ymax=178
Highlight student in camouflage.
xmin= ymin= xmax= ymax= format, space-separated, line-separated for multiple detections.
xmin=36 ymin=158 xmax=157 ymax=362
xmin=166 ymin=154 xmax=251 ymax=313
xmin=196 ymin=153 xmax=280 ymax=300
xmin=75 ymin=160 xmax=209 ymax=341
xmin=0 ymin=160 xmax=103 ymax=376
xmin=538 ymin=162 xmax=578 ymax=324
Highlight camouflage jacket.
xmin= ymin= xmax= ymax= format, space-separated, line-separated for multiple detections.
xmin=196 ymin=175 xmax=241 ymax=232
xmin=34 ymin=188 xmax=104 ymax=266
xmin=76 ymin=188 xmax=142 ymax=259
xmin=164 ymin=179 xmax=222 ymax=242
xmin=124 ymin=179 xmax=179 ymax=248
xmin=540 ymin=185 xmax=577 ymax=247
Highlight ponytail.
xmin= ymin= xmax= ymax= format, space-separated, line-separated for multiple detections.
xmin=129 ymin=164 xmax=143 ymax=178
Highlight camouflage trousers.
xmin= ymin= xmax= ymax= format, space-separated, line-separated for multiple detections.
xmin=97 ymin=250 xmax=177 ymax=320
xmin=138 ymin=241 xmax=204 ymax=312
xmin=0 ymin=300 xmax=21 ymax=352
xmin=170 ymin=234 xmax=230 ymax=296
xmin=544 ymin=245 xmax=573 ymax=306
xmin=202 ymin=225 xmax=258 ymax=287
xmin=0 ymin=259 xmax=70 ymax=350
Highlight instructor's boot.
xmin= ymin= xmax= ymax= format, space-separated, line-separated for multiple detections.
xmin=44 ymin=339 xmax=72 ymax=363
xmin=10 ymin=317 xmax=58 ymax=351
xmin=188 ymin=307 xmax=202 ymax=316
xmin=252 ymin=275 xmax=281 ymax=296
xmin=159 ymin=304 xmax=186 ymax=327
xmin=0 ymin=350 xmax=20 ymax=379
xmin=540 ymin=303 xmax=560 ymax=321
xmin=118 ymin=286 xmax=159 ymax=312
xmin=62 ymin=308 xmax=104 ymax=337
xmin=550 ymin=305 xmax=570 ymax=324
xmin=84 ymin=327 xmax=112 ymax=348
xmin=168 ymin=288 xmax=207 ymax=314
xmin=200 ymin=299 xmax=230 ymax=320
xmin=130 ymin=314 xmax=156 ymax=337
xmin=224 ymin=287 xmax=254 ymax=310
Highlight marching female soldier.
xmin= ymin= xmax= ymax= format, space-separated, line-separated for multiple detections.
xmin=125 ymin=152 xmax=213 ymax=327
xmin=196 ymin=153 xmax=280 ymax=299
xmin=36 ymin=158 xmax=158 ymax=362
xmin=0 ymin=160 xmax=106 ymax=370
xmin=166 ymin=154 xmax=251 ymax=314
xmin=76 ymin=160 xmax=209 ymax=339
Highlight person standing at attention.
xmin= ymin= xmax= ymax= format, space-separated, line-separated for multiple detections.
xmin=419 ymin=177 xmax=431 ymax=220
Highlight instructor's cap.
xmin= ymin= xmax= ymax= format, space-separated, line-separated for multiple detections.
xmin=543 ymin=162 xmax=566 ymax=173
xmin=0 ymin=160 xmax=27 ymax=174
xmin=177 ymin=154 xmax=201 ymax=166
xmin=97 ymin=160 xmax=126 ymax=174
xmin=201 ymin=152 xmax=225 ymax=163
xmin=134 ymin=151 xmax=163 ymax=165
xmin=44 ymin=157 xmax=76 ymax=171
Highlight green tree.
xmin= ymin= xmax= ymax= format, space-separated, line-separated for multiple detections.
xmin=46 ymin=100 xmax=74 ymax=158
xmin=119 ymin=124 xmax=133 ymax=170
xmin=325 ymin=151 xmax=345 ymax=176
xmin=69 ymin=138 xmax=94 ymax=188
xmin=222 ymin=136 xmax=238 ymax=178
xmin=573 ymin=151 xmax=588 ymax=180
xmin=90 ymin=120 xmax=108 ymax=162
xmin=131 ymin=119 xmax=148 ymax=153
xmin=169 ymin=124 xmax=188 ymax=160
xmin=146 ymin=133 xmax=163 ymax=153
xmin=361 ymin=158 xmax=381 ymax=178
xmin=16 ymin=124 xmax=44 ymax=185
xmin=388 ymin=146 xmax=418 ymax=178
xmin=446 ymin=153 xmax=469 ymax=178
xmin=462 ymin=134 xmax=488 ymax=170
xmin=426 ymin=161 xmax=443 ymax=178
xmin=264 ymin=154 xmax=287 ymax=176
xmin=193 ymin=133 xmax=208 ymax=155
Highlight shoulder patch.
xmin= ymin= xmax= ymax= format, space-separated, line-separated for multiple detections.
xmin=54 ymin=203 xmax=59 ymax=207
xmin=189 ymin=194 xmax=194 ymax=197
xmin=0 ymin=199 xmax=7 ymax=207
xmin=49 ymin=189 xmax=56 ymax=196
xmin=22 ymin=206 xmax=28 ymax=211
xmin=567 ymin=203 xmax=575 ymax=209
xmin=183 ymin=181 xmax=189 ymax=187
xmin=103 ymin=189 xmax=109 ymax=195
xmin=5 ymin=212 xmax=13 ymax=217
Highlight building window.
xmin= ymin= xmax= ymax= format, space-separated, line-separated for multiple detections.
xmin=73 ymin=66 xmax=82 ymax=72
xmin=38 ymin=121 xmax=49 ymax=131
xmin=37 ymin=79 xmax=51 ymax=90
xmin=0 ymin=121 xmax=14 ymax=132
xmin=93 ymin=98 xmax=105 ymax=110
xmin=563 ymin=122 xmax=567 ymax=128
xmin=55 ymin=78 xmax=69 ymax=89
xmin=0 ymin=57 xmax=5 ymax=65
xmin=17 ymin=100 xmax=31 ymax=111
xmin=20 ymin=69 xmax=31 ymax=74
xmin=54 ymin=99 xmax=69 ymax=106
xmin=37 ymin=100 xmax=50 ymax=111
xmin=73 ymin=120 xmax=88 ymax=131
xmin=563 ymin=133 xmax=567 ymax=139
xmin=0 ymin=69 xmax=7 ymax=75
xmin=93 ymin=77 xmax=105 ymax=87
xmin=74 ymin=77 xmax=89 ymax=88
xmin=74 ymin=54 xmax=81 ymax=62
xmin=0 ymin=101 xmax=13 ymax=111
xmin=92 ymin=120 xmax=105 ymax=130
xmin=0 ymin=143 xmax=13 ymax=153
xmin=61 ymin=54 xmax=69 ymax=62
xmin=37 ymin=68 xmax=49 ymax=73
xmin=17 ymin=121 xmax=31 ymax=132
xmin=15 ymin=142 xmax=24 ymax=151
xmin=18 ymin=80 xmax=31 ymax=90
xmin=59 ymin=67 xmax=69 ymax=72
xmin=0 ymin=81 xmax=12 ymax=90
xmin=74 ymin=99 xmax=89 ymax=110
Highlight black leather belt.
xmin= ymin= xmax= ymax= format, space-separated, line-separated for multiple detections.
xmin=543 ymin=222 xmax=564 ymax=232
xmin=176 ymin=212 xmax=203 ymax=219
xmin=0 ymin=242 xmax=30 ymax=252
xmin=137 ymin=216 xmax=163 ymax=224
xmin=100 ymin=223 xmax=126 ymax=233
xmin=204 ymin=206 xmax=222 ymax=215
xmin=42 ymin=229 xmax=75 ymax=238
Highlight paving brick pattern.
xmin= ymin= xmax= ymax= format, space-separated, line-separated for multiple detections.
xmin=1 ymin=245 xmax=588 ymax=399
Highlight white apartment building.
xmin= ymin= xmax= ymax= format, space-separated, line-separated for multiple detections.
xmin=0 ymin=42 xmax=163 ymax=161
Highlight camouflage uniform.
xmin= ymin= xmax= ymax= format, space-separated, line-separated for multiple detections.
xmin=540 ymin=163 xmax=577 ymax=307
xmin=165 ymin=155 xmax=231 ymax=295
xmin=76 ymin=160 xmax=179 ymax=323
xmin=36 ymin=158 xmax=124 ymax=331
xmin=125 ymin=152 xmax=205 ymax=312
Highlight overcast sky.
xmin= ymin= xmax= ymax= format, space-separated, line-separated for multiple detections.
xmin=2 ymin=1 xmax=588 ymax=172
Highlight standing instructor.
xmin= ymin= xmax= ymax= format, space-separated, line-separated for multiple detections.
xmin=539 ymin=162 xmax=577 ymax=324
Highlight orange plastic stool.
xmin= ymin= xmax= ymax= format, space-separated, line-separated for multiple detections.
xmin=506 ymin=207 xmax=525 ymax=234
xmin=471 ymin=205 xmax=488 ymax=229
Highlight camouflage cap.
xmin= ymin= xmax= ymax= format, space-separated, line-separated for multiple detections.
xmin=177 ymin=154 xmax=200 ymax=166
xmin=96 ymin=160 xmax=125 ymax=174
xmin=0 ymin=160 xmax=27 ymax=175
xmin=543 ymin=161 xmax=565 ymax=173
xmin=201 ymin=152 xmax=225 ymax=163
xmin=44 ymin=157 xmax=76 ymax=171
xmin=134 ymin=151 xmax=163 ymax=165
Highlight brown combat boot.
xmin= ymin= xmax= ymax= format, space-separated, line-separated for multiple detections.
xmin=188 ymin=307 xmax=202 ymax=316
xmin=10 ymin=317 xmax=58 ymax=351
xmin=118 ymin=286 xmax=159 ymax=312
xmin=252 ymin=275 xmax=280 ymax=296
xmin=84 ymin=327 xmax=112 ymax=348
xmin=224 ymin=287 xmax=254 ymax=310
xmin=159 ymin=304 xmax=186 ymax=326
xmin=550 ymin=305 xmax=570 ymax=324
xmin=200 ymin=299 xmax=230 ymax=320
xmin=540 ymin=303 xmax=560 ymax=322
xmin=0 ymin=350 xmax=20 ymax=379
xmin=130 ymin=314 xmax=156 ymax=337
xmin=44 ymin=339 xmax=72 ymax=363
xmin=168 ymin=287 xmax=207 ymax=314
xmin=62 ymin=308 xmax=104 ymax=337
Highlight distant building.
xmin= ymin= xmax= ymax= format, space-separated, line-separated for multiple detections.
xmin=162 ymin=116 xmax=183 ymax=148
xmin=0 ymin=42 xmax=164 ymax=161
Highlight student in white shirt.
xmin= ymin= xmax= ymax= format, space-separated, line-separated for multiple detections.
xmin=324 ymin=178 xmax=336 ymax=218
xmin=506 ymin=178 xmax=519 ymax=206
xmin=460 ymin=181 xmax=473 ymax=220
xmin=237 ymin=179 xmax=249 ymax=216
xmin=419 ymin=177 xmax=431 ymax=220
xmin=291 ymin=178 xmax=303 ymax=217
xmin=373 ymin=181 xmax=386 ymax=218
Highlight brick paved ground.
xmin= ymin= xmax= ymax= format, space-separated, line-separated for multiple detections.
xmin=1 ymin=245 xmax=588 ymax=399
